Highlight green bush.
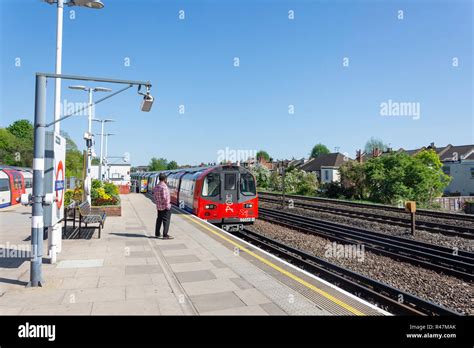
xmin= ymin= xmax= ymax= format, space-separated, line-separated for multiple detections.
xmin=103 ymin=182 xmax=119 ymax=196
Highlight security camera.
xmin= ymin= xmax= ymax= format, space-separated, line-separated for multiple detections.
xmin=141 ymin=93 xmax=154 ymax=112
xmin=83 ymin=132 xmax=93 ymax=140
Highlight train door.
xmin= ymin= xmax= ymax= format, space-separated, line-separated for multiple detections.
xmin=222 ymin=171 xmax=238 ymax=218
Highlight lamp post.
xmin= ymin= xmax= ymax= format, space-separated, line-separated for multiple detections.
xmin=93 ymin=118 xmax=114 ymax=182
xmin=44 ymin=0 xmax=105 ymax=134
xmin=69 ymin=85 xmax=112 ymax=204
xmin=26 ymin=72 xmax=153 ymax=287
xmin=103 ymin=133 xmax=115 ymax=181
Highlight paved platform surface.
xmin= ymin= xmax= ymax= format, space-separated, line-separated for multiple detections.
xmin=0 ymin=194 xmax=386 ymax=315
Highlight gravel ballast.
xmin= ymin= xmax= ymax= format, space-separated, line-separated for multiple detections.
xmin=248 ymin=219 xmax=473 ymax=315
xmin=262 ymin=201 xmax=474 ymax=252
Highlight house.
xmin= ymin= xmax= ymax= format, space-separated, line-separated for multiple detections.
xmin=131 ymin=165 xmax=149 ymax=173
xmin=299 ymin=153 xmax=350 ymax=184
xmin=438 ymin=145 xmax=474 ymax=196
xmin=91 ymin=163 xmax=131 ymax=186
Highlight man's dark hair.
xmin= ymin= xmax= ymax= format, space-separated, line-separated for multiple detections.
xmin=159 ymin=173 xmax=167 ymax=181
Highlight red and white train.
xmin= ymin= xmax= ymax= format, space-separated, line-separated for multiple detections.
xmin=132 ymin=165 xmax=258 ymax=231
xmin=0 ymin=167 xmax=33 ymax=209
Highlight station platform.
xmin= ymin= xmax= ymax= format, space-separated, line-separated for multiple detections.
xmin=0 ymin=194 xmax=388 ymax=316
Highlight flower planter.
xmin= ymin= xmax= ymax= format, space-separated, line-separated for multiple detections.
xmin=93 ymin=204 xmax=122 ymax=216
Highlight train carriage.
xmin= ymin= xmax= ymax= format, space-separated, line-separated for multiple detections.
xmin=143 ymin=164 xmax=258 ymax=231
xmin=0 ymin=168 xmax=26 ymax=208
xmin=23 ymin=171 xmax=33 ymax=196
xmin=0 ymin=171 xmax=10 ymax=208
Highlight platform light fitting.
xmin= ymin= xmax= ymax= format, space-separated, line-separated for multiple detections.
xmin=138 ymin=85 xmax=154 ymax=112
xmin=45 ymin=0 xmax=105 ymax=9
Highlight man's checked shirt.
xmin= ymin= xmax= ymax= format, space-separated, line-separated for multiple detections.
xmin=153 ymin=181 xmax=171 ymax=211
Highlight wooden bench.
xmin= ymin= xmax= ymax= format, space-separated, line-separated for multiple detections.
xmin=78 ymin=201 xmax=107 ymax=238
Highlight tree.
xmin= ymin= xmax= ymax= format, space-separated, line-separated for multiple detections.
xmin=292 ymin=169 xmax=318 ymax=195
xmin=364 ymin=151 xmax=450 ymax=205
xmin=339 ymin=161 xmax=369 ymax=200
xmin=364 ymin=137 xmax=388 ymax=154
xmin=409 ymin=150 xmax=451 ymax=205
xmin=167 ymin=160 xmax=178 ymax=170
xmin=364 ymin=153 xmax=412 ymax=204
xmin=0 ymin=120 xmax=34 ymax=167
xmin=149 ymin=157 xmax=168 ymax=171
xmin=310 ymin=143 xmax=330 ymax=158
xmin=59 ymin=131 xmax=84 ymax=178
xmin=0 ymin=128 xmax=20 ymax=165
xmin=256 ymin=150 xmax=270 ymax=162
xmin=60 ymin=130 xmax=78 ymax=152
xmin=250 ymin=165 xmax=271 ymax=189
xmin=66 ymin=150 xmax=84 ymax=178
xmin=7 ymin=119 xmax=33 ymax=143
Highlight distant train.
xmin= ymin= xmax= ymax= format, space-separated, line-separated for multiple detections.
xmin=0 ymin=167 xmax=33 ymax=209
xmin=131 ymin=165 xmax=258 ymax=231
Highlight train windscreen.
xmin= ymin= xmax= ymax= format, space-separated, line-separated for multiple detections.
xmin=240 ymin=173 xmax=256 ymax=196
xmin=202 ymin=173 xmax=220 ymax=197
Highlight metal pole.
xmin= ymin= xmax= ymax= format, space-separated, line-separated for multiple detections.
xmin=86 ymin=88 xmax=93 ymax=204
xmin=30 ymin=74 xmax=47 ymax=287
xmin=99 ymin=121 xmax=104 ymax=182
xmin=104 ymin=134 xmax=108 ymax=181
xmin=282 ymin=167 xmax=286 ymax=208
xmin=411 ymin=212 xmax=416 ymax=235
xmin=53 ymin=0 xmax=64 ymax=133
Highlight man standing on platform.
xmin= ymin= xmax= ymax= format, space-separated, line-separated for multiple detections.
xmin=153 ymin=173 xmax=173 ymax=239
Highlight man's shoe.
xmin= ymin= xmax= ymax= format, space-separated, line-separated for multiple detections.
xmin=154 ymin=235 xmax=161 ymax=239
xmin=163 ymin=235 xmax=174 ymax=239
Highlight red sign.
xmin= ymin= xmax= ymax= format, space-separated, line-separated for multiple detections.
xmin=55 ymin=160 xmax=65 ymax=209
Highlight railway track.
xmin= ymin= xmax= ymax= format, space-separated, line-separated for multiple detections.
xmin=259 ymin=193 xmax=474 ymax=239
xmin=258 ymin=207 xmax=474 ymax=281
xmin=236 ymin=228 xmax=460 ymax=316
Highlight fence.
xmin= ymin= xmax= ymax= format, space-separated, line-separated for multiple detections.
xmin=434 ymin=196 xmax=474 ymax=212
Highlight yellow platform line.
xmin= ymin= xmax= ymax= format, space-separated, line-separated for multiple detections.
xmin=182 ymin=214 xmax=365 ymax=316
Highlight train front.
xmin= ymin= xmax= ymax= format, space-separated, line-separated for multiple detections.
xmin=197 ymin=165 xmax=258 ymax=232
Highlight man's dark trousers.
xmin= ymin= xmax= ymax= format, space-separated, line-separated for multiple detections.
xmin=156 ymin=209 xmax=171 ymax=237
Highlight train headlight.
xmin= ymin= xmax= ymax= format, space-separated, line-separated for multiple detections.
xmin=205 ymin=204 xmax=216 ymax=209
xmin=244 ymin=203 xmax=253 ymax=208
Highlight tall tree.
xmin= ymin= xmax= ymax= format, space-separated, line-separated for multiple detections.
xmin=310 ymin=143 xmax=330 ymax=158
xmin=60 ymin=131 xmax=84 ymax=178
xmin=149 ymin=157 xmax=168 ymax=171
xmin=364 ymin=137 xmax=388 ymax=154
xmin=0 ymin=120 xmax=34 ymax=166
xmin=7 ymin=119 xmax=33 ymax=142
xmin=167 ymin=160 xmax=178 ymax=170
xmin=0 ymin=128 xmax=20 ymax=165
xmin=256 ymin=150 xmax=270 ymax=162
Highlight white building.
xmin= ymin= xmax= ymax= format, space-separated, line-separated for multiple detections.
xmin=91 ymin=163 xmax=131 ymax=186
xmin=299 ymin=153 xmax=349 ymax=184
xmin=443 ymin=159 xmax=474 ymax=196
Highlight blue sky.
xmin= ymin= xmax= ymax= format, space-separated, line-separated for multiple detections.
xmin=1 ymin=0 xmax=472 ymax=166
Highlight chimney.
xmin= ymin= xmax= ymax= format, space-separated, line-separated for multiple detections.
xmin=429 ymin=142 xmax=435 ymax=149
xmin=356 ymin=149 xmax=363 ymax=163
xmin=372 ymin=147 xmax=382 ymax=158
